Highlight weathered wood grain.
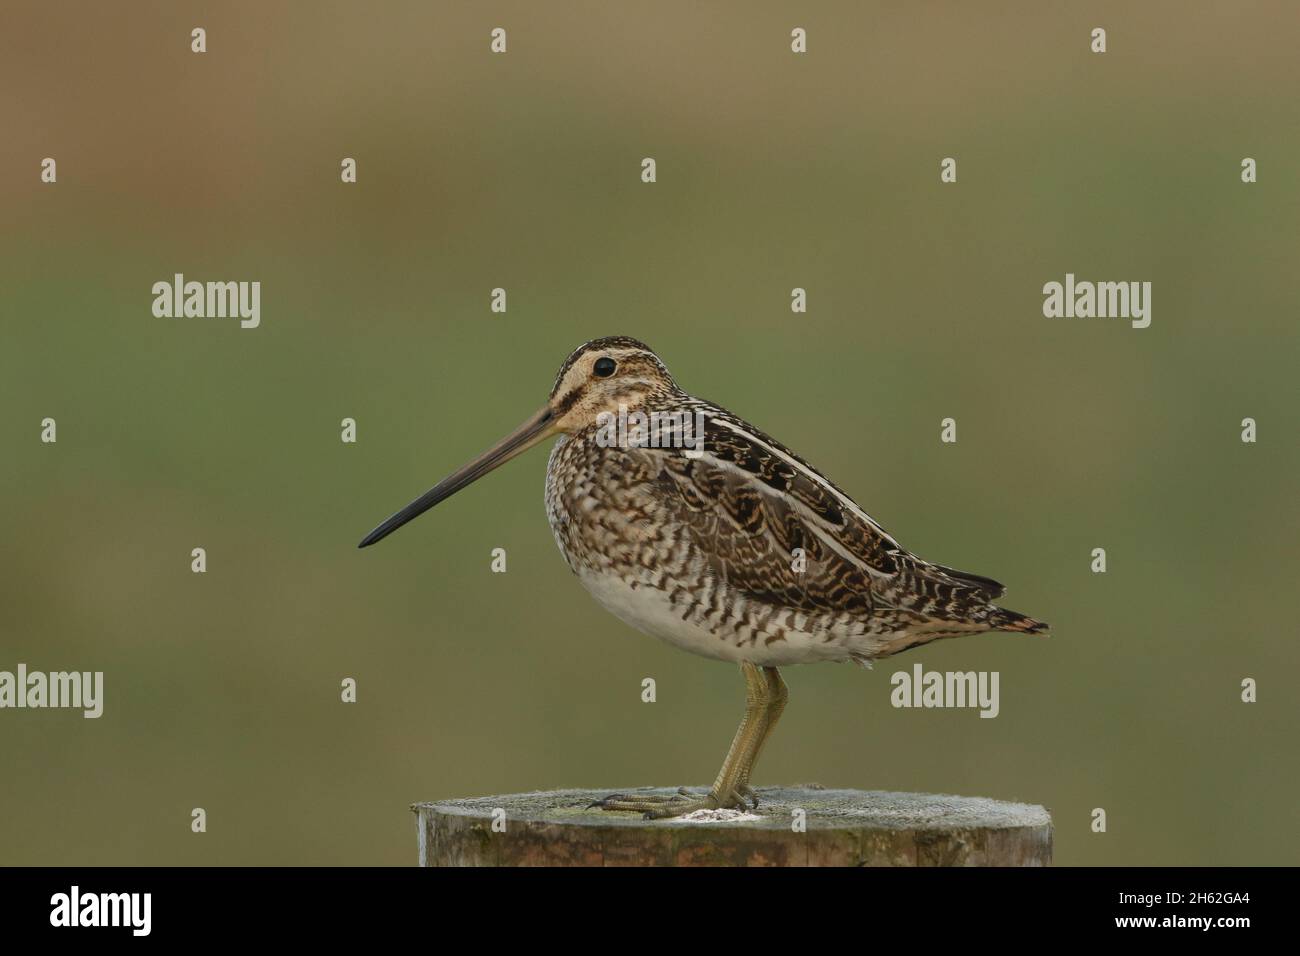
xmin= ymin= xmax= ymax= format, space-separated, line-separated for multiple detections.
xmin=414 ymin=786 xmax=1052 ymax=866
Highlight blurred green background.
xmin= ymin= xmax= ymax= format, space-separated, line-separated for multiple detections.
xmin=2 ymin=1 xmax=1297 ymax=865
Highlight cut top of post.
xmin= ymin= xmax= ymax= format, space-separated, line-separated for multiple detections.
xmin=414 ymin=786 xmax=1053 ymax=867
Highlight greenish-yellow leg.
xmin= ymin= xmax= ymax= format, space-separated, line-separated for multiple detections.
xmin=594 ymin=662 xmax=788 ymax=820
xmin=734 ymin=666 xmax=787 ymax=807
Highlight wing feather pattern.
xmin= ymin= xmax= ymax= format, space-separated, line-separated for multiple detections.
xmin=640 ymin=405 xmax=1009 ymax=628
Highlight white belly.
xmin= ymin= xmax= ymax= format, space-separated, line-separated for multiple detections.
xmin=574 ymin=567 xmax=852 ymax=667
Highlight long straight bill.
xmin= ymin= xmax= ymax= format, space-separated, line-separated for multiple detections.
xmin=358 ymin=406 xmax=556 ymax=548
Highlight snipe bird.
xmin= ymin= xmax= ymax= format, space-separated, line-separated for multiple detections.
xmin=360 ymin=336 xmax=1048 ymax=819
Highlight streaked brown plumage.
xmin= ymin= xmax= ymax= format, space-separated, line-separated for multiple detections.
xmin=543 ymin=337 xmax=1046 ymax=666
xmin=361 ymin=335 xmax=1048 ymax=818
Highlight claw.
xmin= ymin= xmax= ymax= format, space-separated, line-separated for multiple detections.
xmin=589 ymin=793 xmax=648 ymax=810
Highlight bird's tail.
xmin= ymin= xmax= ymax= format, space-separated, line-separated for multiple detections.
xmin=989 ymin=607 xmax=1050 ymax=635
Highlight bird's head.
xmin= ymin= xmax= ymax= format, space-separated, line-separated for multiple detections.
xmin=358 ymin=336 xmax=678 ymax=548
xmin=547 ymin=336 xmax=680 ymax=432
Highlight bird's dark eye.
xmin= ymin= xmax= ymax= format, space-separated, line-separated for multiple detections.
xmin=593 ymin=357 xmax=617 ymax=377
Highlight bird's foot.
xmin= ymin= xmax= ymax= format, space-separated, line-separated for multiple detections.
xmin=590 ymin=786 xmax=752 ymax=820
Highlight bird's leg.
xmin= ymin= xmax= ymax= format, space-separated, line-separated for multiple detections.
xmin=699 ymin=661 xmax=772 ymax=808
xmin=734 ymin=666 xmax=787 ymax=808
xmin=594 ymin=661 xmax=780 ymax=819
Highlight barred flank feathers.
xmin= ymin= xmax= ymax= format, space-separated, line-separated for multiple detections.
xmin=989 ymin=608 xmax=1050 ymax=634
